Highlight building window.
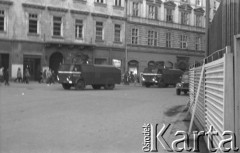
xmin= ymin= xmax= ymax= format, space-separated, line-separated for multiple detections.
xmin=75 ymin=19 xmax=83 ymax=39
xmin=132 ymin=2 xmax=139 ymax=17
xmin=148 ymin=5 xmax=156 ymax=19
xmin=180 ymin=35 xmax=188 ymax=49
xmin=196 ymin=14 xmax=202 ymax=27
xmin=181 ymin=12 xmax=189 ymax=25
xmin=0 ymin=10 xmax=5 ymax=32
xmin=196 ymin=0 xmax=201 ymax=6
xmin=95 ymin=58 xmax=107 ymax=64
xmin=148 ymin=31 xmax=157 ymax=46
xmin=115 ymin=0 xmax=121 ymax=6
xmin=195 ymin=37 xmax=201 ymax=50
xmin=114 ymin=24 xmax=121 ymax=42
xmin=166 ymin=32 xmax=171 ymax=48
xmin=96 ymin=21 xmax=103 ymax=41
xmin=53 ymin=16 xmax=62 ymax=36
xmin=131 ymin=28 xmax=138 ymax=44
xmin=166 ymin=8 xmax=173 ymax=22
xmin=28 ymin=13 xmax=38 ymax=34
xmin=95 ymin=0 xmax=104 ymax=3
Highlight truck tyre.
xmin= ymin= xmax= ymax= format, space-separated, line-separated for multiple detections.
xmin=92 ymin=85 xmax=101 ymax=90
xmin=75 ymin=80 xmax=85 ymax=90
xmin=176 ymin=89 xmax=181 ymax=95
xmin=104 ymin=84 xmax=115 ymax=90
xmin=62 ymin=83 xmax=71 ymax=90
xmin=184 ymin=90 xmax=188 ymax=94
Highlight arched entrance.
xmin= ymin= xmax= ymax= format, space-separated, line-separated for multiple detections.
xmin=128 ymin=60 xmax=139 ymax=74
xmin=49 ymin=52 xmax=63 ymax=74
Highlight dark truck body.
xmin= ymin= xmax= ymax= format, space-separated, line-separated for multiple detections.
xmin=176 ymin=71 xmax=189 ymax=95
xmin=57 ymin=64 xmax=121 ymax=90
xmin=141 ymin=68 xmax=183 ymax=87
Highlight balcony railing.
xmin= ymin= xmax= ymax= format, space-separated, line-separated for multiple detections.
xmin=127 ymin=16 xmax=205 ymax=33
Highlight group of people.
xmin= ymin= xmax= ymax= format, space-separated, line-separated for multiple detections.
xmin=39 ymin=68 xmax=56 ymax=85
xmin=123 ymin=71 xmax=139 ymax=85
xmin=0 ymin=67 xmax=9 ymax=86
xmin=15 ymin=67 xmax=30 ymax=84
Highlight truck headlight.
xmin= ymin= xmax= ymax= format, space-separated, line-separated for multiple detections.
xmin=142 ymin=77 xmax=145 ymax=81
xmin=57 ymin=75 xmax=59 ymax=81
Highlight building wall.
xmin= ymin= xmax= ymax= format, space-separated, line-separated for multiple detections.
xmin=0 ymin=0 xmax=127 ymax=79
xmin=125 ymin=0 xmax=206 ymax=73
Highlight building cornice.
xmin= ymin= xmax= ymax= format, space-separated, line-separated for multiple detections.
xmin=91 ymin=13 xmax=109 ymax=18
xmin=178 ymin=4 xmax=193 ymax=12
xmin=0 ymin=0 xmax=13 ymax=6
xmin=110 ymin=16 xmax=126 ymax=21
xmin=163 ymin=1 xmax=176 ymax=9
xmin=127 ymin=21 xmax=205 ymax=34
xmin=47 ymin=6 xmax=68 ymax=13
xmin=70 ymin=10 xmax=90 ymax=15
xmin=194 ymin=7 xmax=205 ymax=14
xmin=22 ymin=3 xmax=46 ymax=10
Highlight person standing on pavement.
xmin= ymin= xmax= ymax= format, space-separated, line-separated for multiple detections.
xmin=25 ymin=67 xmax=30 ymax=84
xmin=16 ymin=67 xmax=22 ymax=83
xmin=4 ymin=68 xmax=10 ymax=86
xmin=0 ymin=66 xmax=3 ymax=83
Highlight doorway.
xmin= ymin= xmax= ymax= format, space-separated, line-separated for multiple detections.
xmin=49 ymin=52 xmax=63 ymax=75
xmin=23 ymin=55 xmax=41 ymax=81
xmin=0 ymin=53 xmax=9 ymax=69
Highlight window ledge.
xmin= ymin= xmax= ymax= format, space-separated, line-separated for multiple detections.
xmin=75 ymin=38 xmax=83 ymax=41
xmin=73 ymin=0 xmax=87 ymax=4
xmin=52 ymin=35 xmax=64 ymax=39
xmin=28 ymin=33 xmax=40 ymax=37
xmin=113 ymin=41 xmax=122 ymax=44
xmin=0 ymin=31 xmax=7 ymax=34
xmin=95 ymin=39 xmax=104 ymax=42
xmin=94 ymin=2 xmax=107 ymax=7
xmin=112 ymin=5 xmax=124 ymax=10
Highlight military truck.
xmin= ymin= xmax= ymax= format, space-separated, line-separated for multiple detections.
xmin=141 ymin=68 xmax=183 ymax=87
xmin=57 ymin=64 xmax=121 ymax=90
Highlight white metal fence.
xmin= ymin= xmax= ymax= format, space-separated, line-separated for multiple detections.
xmin=189 ymin=47 xmax=235 ymax=153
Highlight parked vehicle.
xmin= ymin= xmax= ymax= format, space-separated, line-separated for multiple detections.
xmin=141 ymin=68 xmax=183 ymax=88
xmin=57 ymin=64 xmax=121 ymax=90
xmin=176 ymin=71 xmax=189 ymax=95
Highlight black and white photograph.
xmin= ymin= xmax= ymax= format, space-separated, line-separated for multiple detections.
xmin=0 ymin=0 xmax=239 ymax=152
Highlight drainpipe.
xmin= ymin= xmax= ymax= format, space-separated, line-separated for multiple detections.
xmin=125 ymin=0 xmax=128 ymax=73
xmin=205 ymin=0 xmax=210 ymax=57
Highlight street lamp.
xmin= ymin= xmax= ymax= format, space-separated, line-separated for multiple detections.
xmin=125 ymin=0 xmax=128 ymax=73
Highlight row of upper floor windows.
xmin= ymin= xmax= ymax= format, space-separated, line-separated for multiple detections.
xmin=131 ymin=27 xmax=203 ymax=51
xmin=130 ymin=1 xmax=205 ymax=28
xmin=0 ymin=9 xmax=124 ymax=43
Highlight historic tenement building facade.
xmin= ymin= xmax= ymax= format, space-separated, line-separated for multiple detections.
xmin=0 ymin=0 xmax=126 ymax=80
xmin=126 ymin=0 xmax=206 ymax=74
xmin=0 ymin=0 xmax=207 ymax=80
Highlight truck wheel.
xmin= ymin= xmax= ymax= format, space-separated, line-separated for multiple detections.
xmin=104 ymin=84 xmax=115 ymax=90
xmin=62 ymin=83 xmax=71 ymax=90
xmin=184 ymin=91 xmax=188 ymax=94
xmin=92 ymin=85 xmax=101 ymax=90
xmin=176 ymin=89 xmax=181 ymax=95
xmin=75 ymin=80 xmax=85 ymax=90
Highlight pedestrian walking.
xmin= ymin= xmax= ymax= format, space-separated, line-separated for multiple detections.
xmin=0 ymin=66 xmax=3 ymax=83
xmin=4 ymin=68 xmax=10 ymax=86
xmin=16 ymin=67 xmax=22 ymax=83
xmin=46 ymin=68 xmax=52 ymax=86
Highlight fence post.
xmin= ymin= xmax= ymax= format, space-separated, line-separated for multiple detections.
xmin=234 ymin=35 xmax=240 ymax=149
xmin=223 ymin=47 xmax=234 ymax=137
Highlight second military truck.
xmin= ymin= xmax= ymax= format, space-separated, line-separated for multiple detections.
xmin=57 ymin=64 xmax=121 ymax=90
